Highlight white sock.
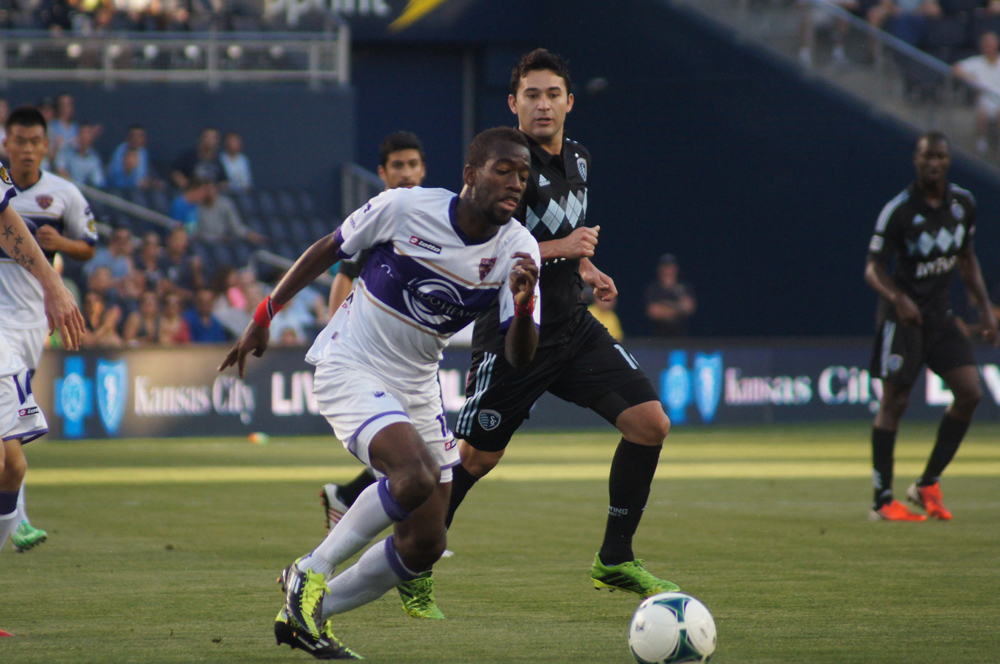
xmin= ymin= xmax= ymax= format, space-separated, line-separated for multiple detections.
xmin=17 ymin=484 xmax=28 ymax=526
xmin=297 ymin=478 xmax=409 ymax=577
xmin=320 ymin=536 xmax=417 ymax=619
xmin=0 ymin=491 xmax=19 ymax=551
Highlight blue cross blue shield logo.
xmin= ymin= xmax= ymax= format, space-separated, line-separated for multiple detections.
xmin=54 ymin=356 xmax=93 ymax=438
xmin=96 ymin=359 xmax=128 ymax=436
xmin=693 ymin=352 xmax=723 ymax=423
xmin=661 ymin=351 xmax=691 ymax=425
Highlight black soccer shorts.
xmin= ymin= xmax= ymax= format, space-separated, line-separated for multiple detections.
xmin=454 ymin=309 xmax=659 ymax=452
xmin=870 ymin=314 xmax=976 ymax=388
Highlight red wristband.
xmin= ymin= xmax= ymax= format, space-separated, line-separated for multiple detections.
xmin=253 ymin=296 xmax=284 ymax=328
xmin=514 ymin=297 xmax=534 ymax=319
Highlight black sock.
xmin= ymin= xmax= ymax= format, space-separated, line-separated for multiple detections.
xmin=599 ymin=439 xmax=661 ymax=567
xmin=445 ymin=463 xmax=479 ymax=529
xmin=338 ymin=469 xmax=377 ymax=506
xmin=920 ymin=414 xmax=970 ymax=487
xmin=872 ymin=427 xmax=897 ymax=509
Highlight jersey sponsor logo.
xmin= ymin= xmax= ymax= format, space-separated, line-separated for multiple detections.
xmin=869 ymin=235 xmax=884 ymax=252
xmin=479 ymin=257 xmax=497 ymax=281
xmin=35 ymin=195 xmax=53 ymax=210
xmin=951 ymin=201 xmax=964 ymax=220
xmin=18 ymin=406 xmax=39 ymax=417
xmin=477 ymin=409 xmax=501 ymax=431
xmin=914 ymin=255 xmax=958 ymax=279
xmin=444 ymin=438 xmax=456 ymax=450
xmin=538 ymin=174 xmax=550 ymax=188
xmin=97 ymin=359 xmax=128 ymax=436
xmin=0 ymin=166 xmax=11 ymax=186
xmin=576 ymin=156 xmax=587 ymax=182
xmin=402 ymin=277 xmax=466 ymax=326
xmin=409 ymin=235 xmax=442 ymax=254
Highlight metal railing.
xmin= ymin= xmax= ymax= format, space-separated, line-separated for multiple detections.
xmin=0 ymin=28 xmax=350 ymax=89
xmin=340 ymin=163 xmax=384 ymax=219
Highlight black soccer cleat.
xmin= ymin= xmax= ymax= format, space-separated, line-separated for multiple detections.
xmin=274 ymin=608 xmax=363 ymax=660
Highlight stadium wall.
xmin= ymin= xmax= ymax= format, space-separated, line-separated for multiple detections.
xmin=34 ymin=342 xmax=1000 ymax=440
xmin=0 ymin=83 xmax=355 ymax=208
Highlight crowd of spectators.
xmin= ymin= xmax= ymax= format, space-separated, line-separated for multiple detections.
xmin=0 ymin=0 xmax=277 ymax=33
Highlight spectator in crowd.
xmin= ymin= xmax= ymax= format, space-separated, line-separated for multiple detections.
xmin=645 ymin=253 xmax=697 ymax=337
xmin=158 ymin=226 xmax=203 ymax=302
xmin=36 ymin=98 xmax=55 ymax=172
xmin=48 ymin=93 xmax=78 ymax=159
xmin=170 ymin=177 xmax=208 ymax=230
xmin=85 ymin=265 xmax=121 ymax=308
xmin=587 ymin=290 xmax=624 ymax=341
xmin=81 ymin=290 xmax=123 ymax=348
xmin=866 ymin=0 xmax=941 ymax=47
xmin=0 ymin=98 xmax=9 ymax=162
xmin=798 ymin=0 xmax=858 ymax=67
xmin=193 ymin=180 xmax=264 ymax=244
xmin=220 ymin=131 xmax=253 ymax=192
xmin=171 ymin=127 xmax=227 ymax=189
xmin=954 ymin=32 xmax=1000 ymax=156
xmin=183 ymin=288 xmax=229 ymax=343
xmin=158 ymin=292 xmax=190 ymax=345
xmin=135 ymin=231 xmax=166 ymax=294
xmin=123 ymin=290 xmax=161 ymax=347
xmin=84 ymin=226 xmax=135 ymax=283
xmin=107 ymin=125 xmax=153 ymax=189
xmin=55 ymin=122 xmax=105 ymax=187
xmin=278 ymin=327 xmax=304 ymax=347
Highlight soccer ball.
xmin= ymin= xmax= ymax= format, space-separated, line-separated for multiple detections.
xmin=628 ymin=592 xmax=716 ymax=664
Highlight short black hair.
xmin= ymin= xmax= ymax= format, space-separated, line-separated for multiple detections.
xmin=466 ymin=127 xmax=529 ymax=169
xmin=917 ymin=130 xmax=950 ymax=150
xmin=380 ymin=131 xmax=425 ymax=167
xmin=6 ymin=105 xmax=47 ymax=133
xmin=510 ymin=48 xmax=572 ymax=96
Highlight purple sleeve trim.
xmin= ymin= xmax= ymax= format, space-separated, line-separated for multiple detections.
xmin=4 ymin=427 xmax=49 ymax=444
xmin=346 ymin=410 xmax=408 ymax=455
xmin=82 ymin=235 xmax=97 ymax=246
xmin=377 ymin=477 xmax=411 ymax=522
xmin=333 ymin=227 xmax=353 ymax=259
xmin=0 ymin=187 xmax=15 ymax=214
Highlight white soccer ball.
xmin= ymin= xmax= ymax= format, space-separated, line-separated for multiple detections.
xmin=628 ymin=592 xmax=716 ymax=664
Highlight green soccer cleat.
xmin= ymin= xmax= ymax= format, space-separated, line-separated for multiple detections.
xmin=280 ymin=558 xmax=329 ymax=640
xmin=591 ymin=554 xmax=680 ymax=597
xmin=275 ymin=608 xmax=362 ymax=660
xmin=11 ymin=521 xmax=47 ymax=553
xmin=397 ymin=570 xmax=445 ymax=619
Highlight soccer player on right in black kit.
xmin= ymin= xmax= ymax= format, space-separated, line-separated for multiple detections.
xmin=866 ymin=131 xmax=998 ymax=522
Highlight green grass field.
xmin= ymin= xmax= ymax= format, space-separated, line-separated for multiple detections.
xmin=2 ymin=422 xmax=999 ymax=663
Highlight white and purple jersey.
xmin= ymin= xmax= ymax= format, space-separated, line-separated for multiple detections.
xmin=0 ymin=167 xmax=34 ymax=380
xmin=306 ymin=187 xmax=541 ymax=387
xmin=0 ymin=170 xmax=97 ymax=330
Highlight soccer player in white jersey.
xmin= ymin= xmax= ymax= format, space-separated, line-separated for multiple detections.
xmin=220 ymin=128 xmax=540 ymax=659
xmin=0 ymin=160 xmax=84 ymax=604
xmin=0 ymin=106 xmax=97 ymax=552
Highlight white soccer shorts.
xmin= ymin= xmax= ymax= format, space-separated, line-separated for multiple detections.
xmin=0 ymin=324 xmax=47 ymax=371
xmin=313 ymin=362 xmax=459 ymax=483
xmin=0 ymin=365 xmax=49 ymax=444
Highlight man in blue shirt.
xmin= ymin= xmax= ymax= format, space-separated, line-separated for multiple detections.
xmin=107 ymin=125 xmax=151 ymax=190
xmin=183 ymin=289 xmax=229 ymax=343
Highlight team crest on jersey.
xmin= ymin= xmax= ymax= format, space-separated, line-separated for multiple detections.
xmin=35 ymin=195 xmax=53 ymax=210
xmin=479 ymin=257 xmax=497 ymax=280
xmin=96 ymin=359 xmax=128 ymax=436
xmin=951 ymin=201 xmax=964 ymax=220
xmin=0 ymin=166 xmax=11 ymax=186
xmin=478 ymin=409 xmax=501 ymax=431
xmin=576 ymin=157 xmax=587 ymax=182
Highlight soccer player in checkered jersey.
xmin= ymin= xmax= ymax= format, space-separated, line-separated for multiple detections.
xmin=220 ymin=128 xmax=540 ymax=659
xmin=0 ymin=159 xmax=85 ymax=579
xmin=0 ymin=106 xmax=96 ymax=552
xmin=866 ymin=131 xmax=998 ymax=521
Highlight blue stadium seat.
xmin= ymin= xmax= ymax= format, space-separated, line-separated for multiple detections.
xmin=298 ymin=191 xmax=317 ymax=216
xmin=149 ymin=189 xmax=171 ymax=216
xmin=244 ymin=216 xmax=266 ymax=236
xmin=256 ymin=190 xmax=278 ymax=216
xmin=234 ymin=192 xmax=257 ymax=216
xmin=941 ymin=0 xmax=982 ymax=15
xmin=263 ymin=217 xmax=286 ymax=241
xmin=275 ymin=242 xmax=297 ymax=260
xmin=127 ymin=189 xmax=150 ymax=209
xmin=232 ymin=241 xmax=254 ymax=267
xmin=922 ymin=15 xmax=970 ymax=61
xmin=211 ymin=244 xmax=235 ymax=268
xmin=970 ymin=9 xmax=1000 ymax=41
xmin=288 ymin=218 xmax=310 ymax=245
xmin=277 ymin=190 xmax=299 ymax=217
xmin=309 ymin=217 xmax=332 ymax=240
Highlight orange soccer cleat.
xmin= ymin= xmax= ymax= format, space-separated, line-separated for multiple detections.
xmin=870 ymin=499 xmax=927 ymax=522
xmin=907 ymin=482 xmax=952 ymax=520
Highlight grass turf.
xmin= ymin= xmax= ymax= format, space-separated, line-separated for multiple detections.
xmin=1 ymin=422 xmax=999 ymax=663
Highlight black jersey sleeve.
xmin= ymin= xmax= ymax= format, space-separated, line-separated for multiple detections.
xmin=337 ymin=248 xmax=369 ymax=279
xmin=868 ymin=195 xmax=906 ymax=264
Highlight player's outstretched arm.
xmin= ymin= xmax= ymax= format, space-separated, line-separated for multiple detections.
xmin=505 ymin=252 xmax=539 ymax=368
xmin=864 ymin=259 xmax=922 ymax=327
xmin=0 ymin=206 xmax=86 ymax=349
xmin=956 ymin=244 xmax=999 ymax=346
xmin=220 ymin=231 xmax=344 ymax=377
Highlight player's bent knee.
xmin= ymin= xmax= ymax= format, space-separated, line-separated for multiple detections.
xmin=390 ymin=462 xmax=440 ymax=511
xmin=396 ymin=528 xmax=447 ymax=571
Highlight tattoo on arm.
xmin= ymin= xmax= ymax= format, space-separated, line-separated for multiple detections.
xmin=2 ymin=225 xmax=12 ymax=240
xmin=6 ymin=228 xmax=37 ymax=271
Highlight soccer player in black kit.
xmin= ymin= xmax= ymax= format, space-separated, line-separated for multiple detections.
xmin=866 ymin=131 xmax=998 ymax=522
xmin=329 ymin=49 xmax=678 ymax=616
